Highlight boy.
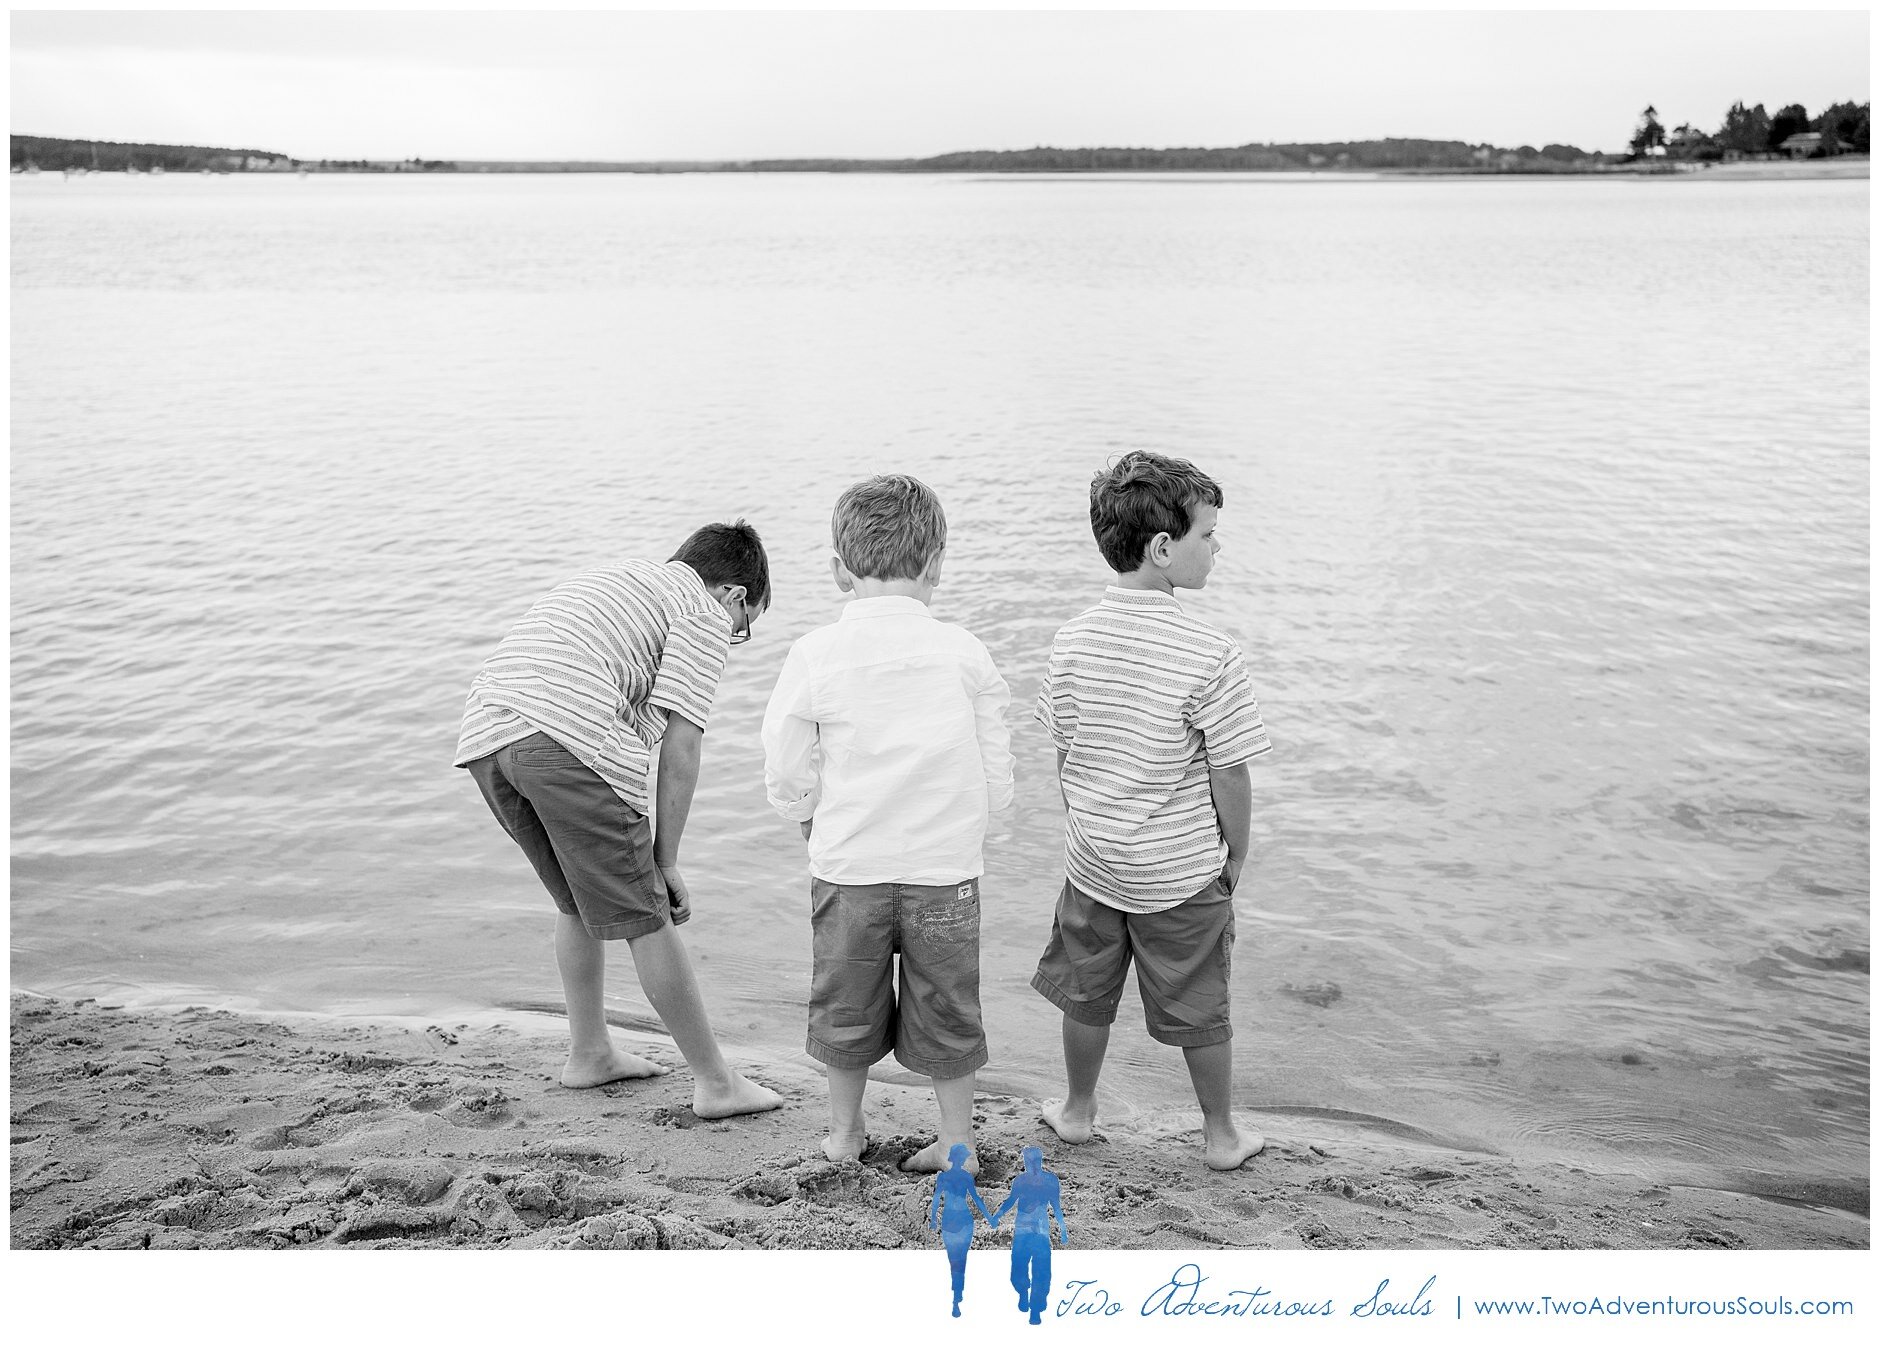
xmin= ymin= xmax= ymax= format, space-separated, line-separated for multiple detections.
xmin=456 ymin=520 xmax=782 ymax=1120
xmin=762 ymin=475 xmax=1015 ymax=1173
xmin=1032 ymin=451 xmax=1271 ymax=1170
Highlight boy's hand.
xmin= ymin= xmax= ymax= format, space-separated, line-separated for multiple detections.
xmin=657 ymin=862 xmax=691 ymax=926
xmin=1223 ymin=856 xmax=1245 ymax=892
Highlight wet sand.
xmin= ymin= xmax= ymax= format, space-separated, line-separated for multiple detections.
xmin=10 ymin=993 xmax=1864 ymax=1251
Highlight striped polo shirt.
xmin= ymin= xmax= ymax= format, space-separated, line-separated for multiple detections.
xmin=454 ymin=560 xmax=732 ymax=815
xmin=1035 ymin=586 xmax=1271 ymax=913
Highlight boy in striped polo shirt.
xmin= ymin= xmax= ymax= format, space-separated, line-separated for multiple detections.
xmin=1033 ymin=452 xmax=1271 ymax=1171
xmin=457 ymin=521 xmax=782 ymax=1120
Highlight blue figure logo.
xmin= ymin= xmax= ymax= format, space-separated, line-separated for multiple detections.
xmin=991 ymin=1146 xmax=1068 ymax=1325
xmin=928 ymin=1142 xmax=993 ymax=1317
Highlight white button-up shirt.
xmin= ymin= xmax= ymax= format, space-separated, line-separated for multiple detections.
xmin=762 ymin=596 xmax=1015 ymax=886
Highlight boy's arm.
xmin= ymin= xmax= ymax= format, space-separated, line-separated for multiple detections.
xmin=1189 ymin=642 xmax=1270 ymax=889
xmin=973 ymin=652 xmax=1016 ymax=813
xmin=653 ymin=715 xmax=703 ymax=919
xmin=1036 ymin=639 xmax=1073 ymax=812
xmin=967 ymin=1184 xmax=995 ymax=1223
xmin=644 ymin=604 xmax=734 ymax=921
xmin=992 ymin=1188 xmax=1018 ymax=1224
xmin=1210 ymin=761 xmax=1252 ymax=889
xmin=761 ymin=645 xmax=822 ymax=826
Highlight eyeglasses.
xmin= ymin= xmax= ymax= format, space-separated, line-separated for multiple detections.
xmin=728 ymin=595 xmax=754 ymax=646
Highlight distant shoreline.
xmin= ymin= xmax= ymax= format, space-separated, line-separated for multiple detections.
xmin=14 ymin=131 xmax=1869 ymax=180
xmin=13 ymin=159 xmax=1868 ymax=182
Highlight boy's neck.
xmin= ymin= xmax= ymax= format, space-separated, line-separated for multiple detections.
xmin=849 ymin=577 xmax=934 ymax=605
xmin=1114 ymin=566 xmax=1178 ymax=596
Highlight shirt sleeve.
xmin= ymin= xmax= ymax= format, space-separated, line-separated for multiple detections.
xmin=1032 ymin=637 xmax=1073 ymax=752
xmin=647 ymin=604 xmax=732 ymax=734
xmin=761 ymin=641 xmax=822 ymax=821
xmin=973 ymin=648 xmax=1017 ymax=813
xmin=1188 ymin=642 xmax=1272 ymax=769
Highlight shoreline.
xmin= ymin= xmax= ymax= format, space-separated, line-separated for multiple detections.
xmin=10 ymin=993 xmax=1865 ymax=1250
xmin=14 ymin=159 xmax=1868 ymax=181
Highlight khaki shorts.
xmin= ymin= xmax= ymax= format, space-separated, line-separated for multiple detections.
xmin=466 ymin=732 xmax=674 ymax=941
xmin=807 ymin=877 xmax=987 ymax=1079
xmin=1031 ymin=872 xmax=1235 ymax=1046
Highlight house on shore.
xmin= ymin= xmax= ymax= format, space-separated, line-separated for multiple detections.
xmin=1777 ymin=131 xmax=1854 ymax=159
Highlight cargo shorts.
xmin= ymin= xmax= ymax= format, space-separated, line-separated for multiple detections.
xmin=1031 ymin=870 xmax=1235 ymax=1046
xmin=466 ymin=731 xmax=676 ymax=941
xmin=807 ymin=877 xmax=988 ymax=1079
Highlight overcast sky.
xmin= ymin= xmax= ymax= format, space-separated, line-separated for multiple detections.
xmin=9 ymin=6 xmax=1872 ymax=161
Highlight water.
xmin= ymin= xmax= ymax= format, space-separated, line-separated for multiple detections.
xmin=10 ymin=171 xmax=1868 ymax=1204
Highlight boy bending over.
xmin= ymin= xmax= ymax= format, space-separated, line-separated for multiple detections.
xmin=457 ymin=522 xmax=782 ymax=1119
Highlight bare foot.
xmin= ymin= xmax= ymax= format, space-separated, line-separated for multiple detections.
xmin=692 ymin=1072 xmax=784 ymax=1119
xmin=1041 ymin=1097 xmax=1096 ymax=1144
xmin=1204 ymin=1127 xmax=1265 ymax=1171
xmin=901 ymin=1138 xmax=976 ymax=1176
xmin=821 ymin=1128 xmax=867 ymax=1161
xmin=560 ymin=1049 xmax=669 ymax=1088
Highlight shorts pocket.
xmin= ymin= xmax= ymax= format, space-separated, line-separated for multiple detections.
xmin=506 ymin=733 xmax=588 ymax=769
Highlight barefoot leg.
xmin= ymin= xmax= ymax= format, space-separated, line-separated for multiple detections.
xmin=1181 ymin=1038 xmax=1264 ymax=1170
xmin=1042 ymin=1014 xmax=1108 ymax=1142
xmin=821 ymin=1063 xmax=869 ymax=1160
xmin=901 ymin=1073 xmax=977 ymax=1174
xmin=626 ymin=924 xmax=782 ymax=1118
xmin=555 ymin=914 xmax=668 ymax=1086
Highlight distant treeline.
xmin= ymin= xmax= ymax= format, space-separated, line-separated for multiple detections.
xmin=11 ymin=135 xmax=461 ymax=173
xmin=876 ymin=138 xmax=1601 ymax=173
xmin=0 ymin=133 xmax=1624 ymax=176
xmin=14 ymin=103 xmax=1873 ymax=177
xmin=11 ymin=134 xmax=294 ymax=173
xmin=1632 ymin=100 xmax=1870 ymax=158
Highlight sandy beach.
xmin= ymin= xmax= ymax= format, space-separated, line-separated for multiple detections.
xmin=10 ymin=992 xmax=1864 ymax=1251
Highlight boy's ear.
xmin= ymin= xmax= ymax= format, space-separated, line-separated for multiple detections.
xmin=1146 ymin=531 xmax=1173 ymax=566
xmin=923 ymin=547 xmax=947 ymax=587
xmin=830 ymin=553 xmax=855 ymax=594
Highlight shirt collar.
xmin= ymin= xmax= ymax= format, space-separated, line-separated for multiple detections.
xmin=1102 ymin=585 xmax=1183 ymax=613
xmin=666 ymin=560 xmax=731 ymax=621
xmin=841 ymin=596 xmax=932 ymax=619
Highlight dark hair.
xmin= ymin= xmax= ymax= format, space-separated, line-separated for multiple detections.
xmin=831 ymin=474 xmax=947 ymax=581
xmin=1088 ymin=450 xmax=1224 ymax=572
xmin=670 ymin=519 xmax=772 ymax=607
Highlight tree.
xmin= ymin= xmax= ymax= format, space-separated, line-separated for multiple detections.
xmin=1664 ymin=123 xmax=1719 ymax=160
xmin=1767 ymin=103 xmax=1810 ymax=151
xmin=1628 ymin=105 xmax=1666 ymax=157
xmin=1716 ymin=101 xmax=1771 ymax=156
xmin=1813 ymin=100 xmax=1870 ymax=154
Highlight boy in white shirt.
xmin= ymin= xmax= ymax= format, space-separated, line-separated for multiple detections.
xmin=763 ymin=475 xmax=1015 ymax=1173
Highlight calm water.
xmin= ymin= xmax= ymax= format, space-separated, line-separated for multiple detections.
xmin=10 ymin=171 xmax=1868 ymax=1204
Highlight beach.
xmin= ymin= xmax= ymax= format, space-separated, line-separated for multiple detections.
xmin=11 ymin=992 xmax=1863 ymax=1251
xmin=12 ymin=169 xmax=1868 ymax=1259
